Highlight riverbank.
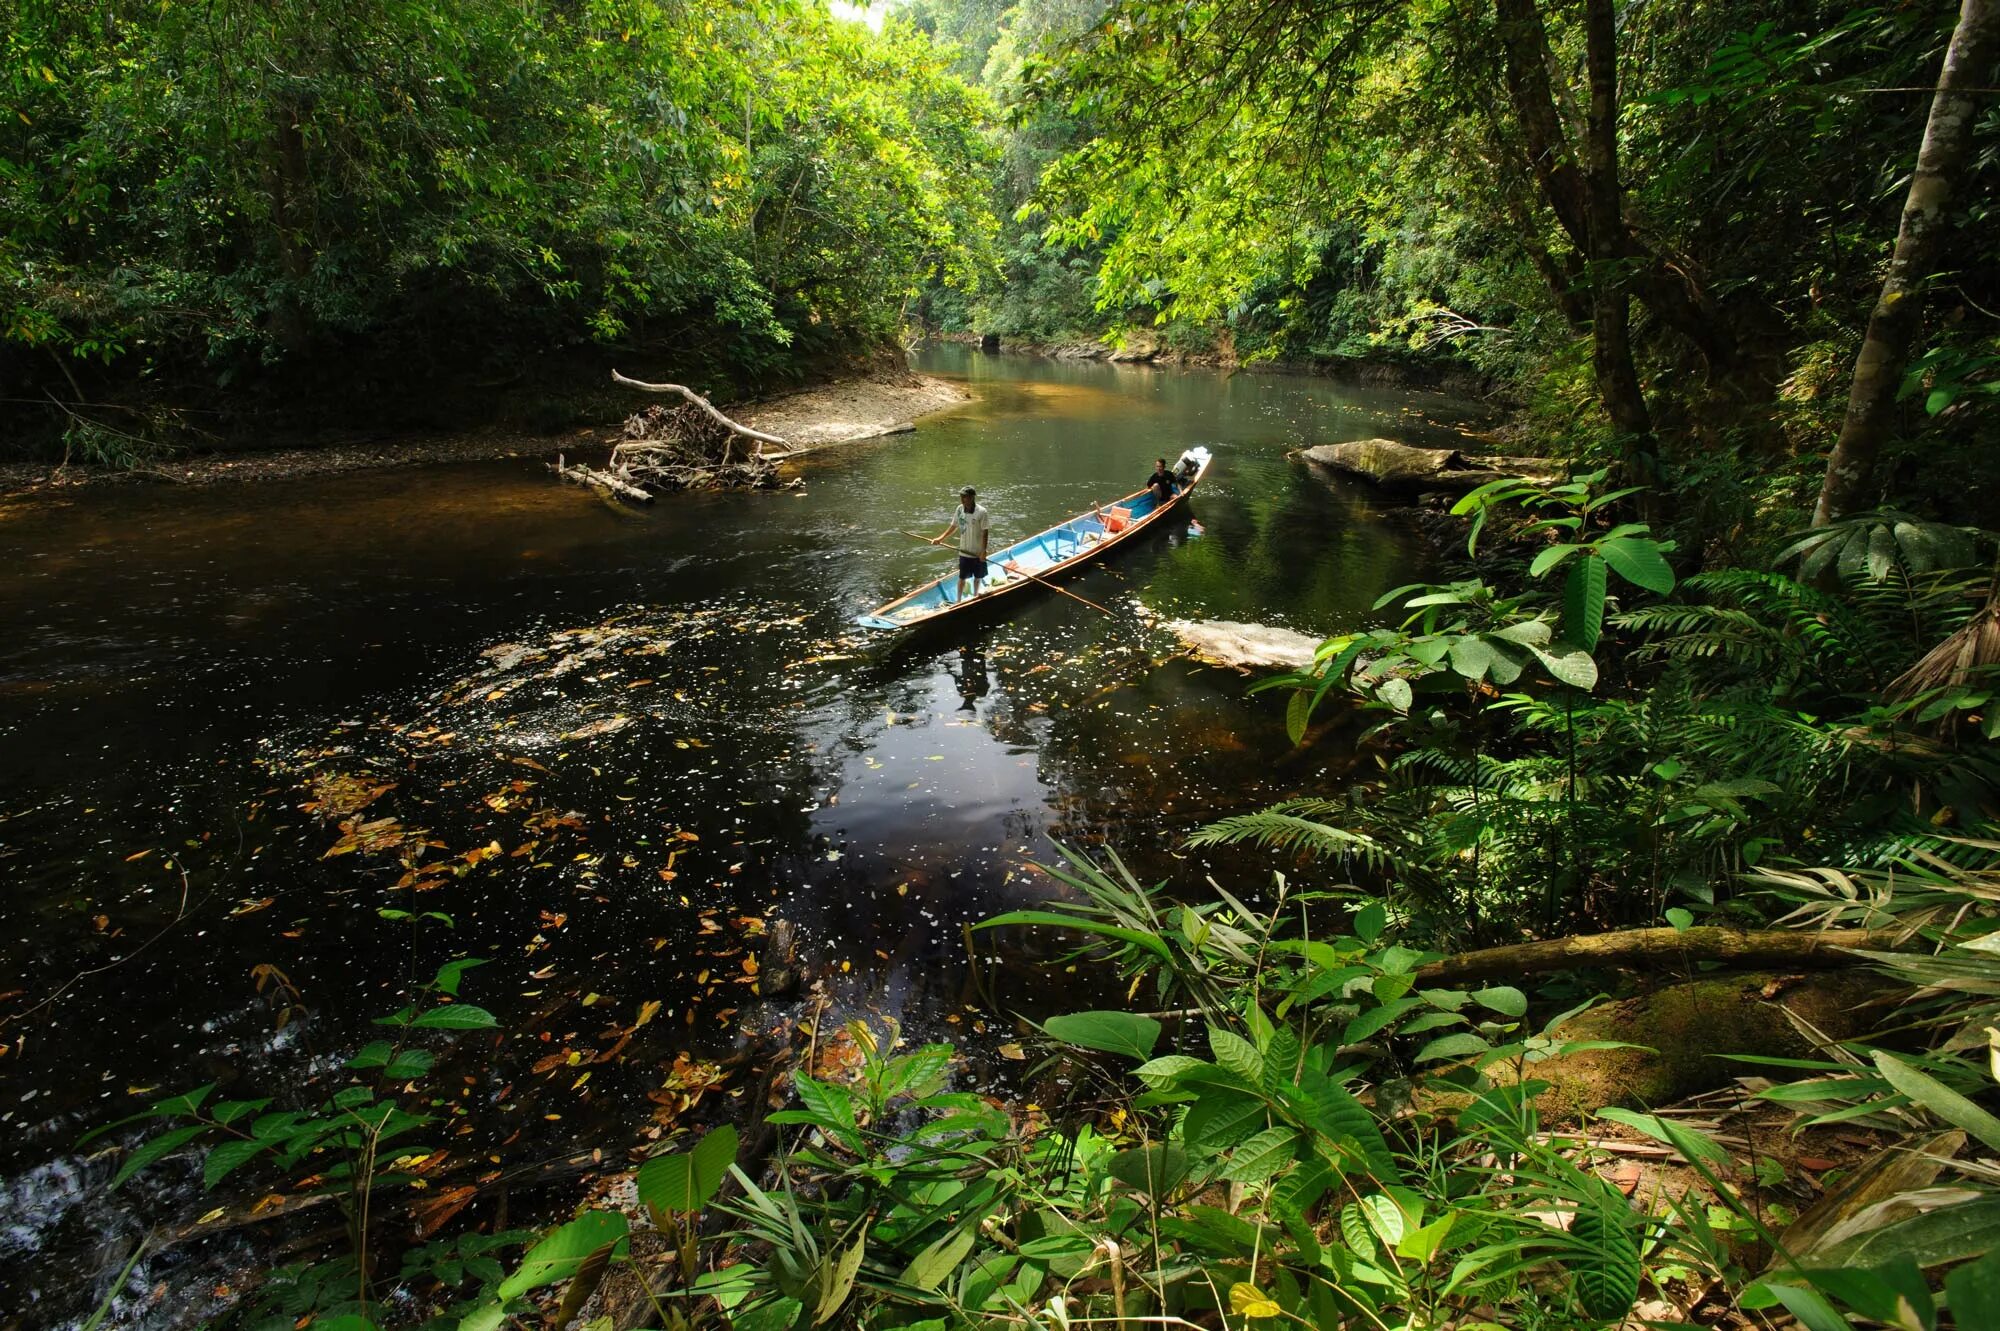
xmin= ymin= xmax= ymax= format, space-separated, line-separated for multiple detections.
xmin=923 ymin=329 xmax=1499 ymax=397
xmin=0 ymin=368 xmax=970 ymax=497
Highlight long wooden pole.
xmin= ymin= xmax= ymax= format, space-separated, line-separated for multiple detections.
xmin=899 ymin=531 xmax=1112 ymax=616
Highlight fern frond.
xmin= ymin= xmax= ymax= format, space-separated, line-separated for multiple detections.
xmin=1187 ymin=802 xmax=1398 ymax=872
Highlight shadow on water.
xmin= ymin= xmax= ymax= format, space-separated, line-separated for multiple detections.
xmin=0 ymin=346 xmax=1483 ymax=1326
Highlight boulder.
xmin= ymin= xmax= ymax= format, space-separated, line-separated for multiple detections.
xmin=1299 ymin=438 xmax=1561 ymax=493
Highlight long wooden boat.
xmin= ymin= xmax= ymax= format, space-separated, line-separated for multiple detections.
xmin=856 ymin=447 xmax=1214 ymax=631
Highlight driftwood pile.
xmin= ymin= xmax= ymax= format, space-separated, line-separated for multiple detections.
xmin=553 ymin=372 xmax=802 ymax=502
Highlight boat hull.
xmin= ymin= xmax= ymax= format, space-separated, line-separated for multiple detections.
xmin=857 ymin=447 xmax=1214 ymax=631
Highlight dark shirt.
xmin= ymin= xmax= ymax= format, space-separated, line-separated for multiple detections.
xmin=1148 ymin=468 xmax=1178 ymax=496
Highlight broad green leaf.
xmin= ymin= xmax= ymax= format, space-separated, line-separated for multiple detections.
xmin=1376 ymin=676 xmax=1413 ymax=712
xmin=1414 ymin=1033 xmax=1490 ymax=1063
xmin=411 ymin=1004 xmax=497 ymax=1030
xmin=432 ymin=957 xmax=487 ymax=997
xmin=496 ymin=1211 xmax=629 ymax=1302
xmin=1561 ymin=555 xmax=1607 ymax=651
xmin=1740 ymin=1282 xmax=1847 ymax=1331
xmin=1446 ymin=635 xmax=1495 ymax=681
xmin=1106 ymin=1143 xmax=1190 ymax=1198
xmin=1342 ymin=996 xmax=1423 ymax=1045
xmin=1209 ymin=1028 xmax=1264 ymax=1082
xmin=1359 ymin=1193 xmax=1405 ymax=1246
xmin=1133 ymin=1054 xmax=1210 ymax=1084
xmin=1470 ymin=986 xmax=1527 ymax=1018
xmin=902 ymin=1224 xmax=977 ymax=1291
xmin=1044 ymin=1010 xmax=1161 ymax=1061
xmin=1183 ymin=1089 xmax=1268 ymax=1152
xmin=1302 ymin=1072 xmax=1401 ymax=1182
xmin=1396 ymin=1213 xmax=1458 ymax=1262
xmin=1528 ymin=543 xmax=1581 ymax=578
xmin=1596 ymin=537 xmax=1675 ymax=594
xmin=638 ymin=1125 xmax=738 ymax=1216
xmin=1945 ymin=1250 xmax=2000 ymax=1329
xmin=1221 ymin=1127 xmax=1299 ymax=1183
xmin=1531 ymin=645 xmax=1599 ymax=691
xmin=111 ymin=1125 xmax=208 ymax=1189
xmin=347 ymin=1041 xmax=395 ymax=1070
xmin=1354 ymin=901 xmax=1388 ymax=943
xmin=1285 ymin=689 xmax=1312 ymax=746
xmin=1489 ymin=619 xmax=1552 ymax=646
xmin=209 ymin=1098 xmax=271 ymax=1126
xmin=730 ymin=1299 xmax=802 ymax=1331
xmin=202 ymin=1138 xmax=268 ymax=1189
xmin=383 ymin=1050 xmax=436 ymax=1080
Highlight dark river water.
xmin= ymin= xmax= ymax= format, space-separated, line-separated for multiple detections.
xmin=0 ymin=347 xmax=1482 ymax=1326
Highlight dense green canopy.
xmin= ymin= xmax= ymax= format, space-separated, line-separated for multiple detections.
xmin=2 ymin=0 xmax=997 ymax=445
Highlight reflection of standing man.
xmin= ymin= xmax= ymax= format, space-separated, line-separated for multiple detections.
xmin=930 ymin=485 xmax=991 ymax=601
xmin=953 ymin=643 xmax=991 ymax=712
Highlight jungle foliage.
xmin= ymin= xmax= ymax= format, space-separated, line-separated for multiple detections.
xmin=1 ymin=0 xmax=998 ymax=452
xmin=930 ymin=0 xmax=1997 ymax=525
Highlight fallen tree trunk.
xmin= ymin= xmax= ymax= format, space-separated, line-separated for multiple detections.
xmin=609 ymin=370 xmax=790 ymax=455
xmin=1501 ymin=970 xmax=1891 ymax=1120
xmin=1417 ymin=925 xmax=1904 ymax=986
xmin=1298 ymin=438 xmax=1562 ymax=493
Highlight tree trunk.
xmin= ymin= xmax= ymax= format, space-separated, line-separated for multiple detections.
xmin=1813 ymin=0 xmax=2000 ymax=526
xmin=1579 ymin=0 xmax=1656 ymax=482
xmin=1492 ymin=0 xmax=1736 ymax=376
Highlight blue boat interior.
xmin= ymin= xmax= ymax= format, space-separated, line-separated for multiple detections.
xmin=857 ymin=448 xmax=1210 ymax=631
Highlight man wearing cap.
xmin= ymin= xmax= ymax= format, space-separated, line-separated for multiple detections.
xmin=930 ymin=485 xmax=992 ymax=601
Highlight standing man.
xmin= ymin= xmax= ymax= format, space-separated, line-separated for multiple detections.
xmin=931 ymin=485 xmax=991 ymax=601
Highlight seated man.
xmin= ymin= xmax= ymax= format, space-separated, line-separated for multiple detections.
xmin=1147 ymin=456 xmax=1180 ymax=505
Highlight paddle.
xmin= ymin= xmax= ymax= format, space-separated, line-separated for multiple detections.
xmin=899 ymin=530 xmax=1112 ymax=617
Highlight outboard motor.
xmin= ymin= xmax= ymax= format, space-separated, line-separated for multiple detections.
xmin=1174 ymin=448 xmax=1203 ymax=484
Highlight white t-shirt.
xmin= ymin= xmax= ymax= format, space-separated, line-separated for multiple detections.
xmin=946 ymin=504 xmax=990 ymax=556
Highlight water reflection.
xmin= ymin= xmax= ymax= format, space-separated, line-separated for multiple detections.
xmin=0 ymin=347 xmax=1484 ymax=1325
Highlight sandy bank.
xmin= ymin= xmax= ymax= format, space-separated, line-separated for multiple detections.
xmin=0 ymin=370 xmax=971 ymax=496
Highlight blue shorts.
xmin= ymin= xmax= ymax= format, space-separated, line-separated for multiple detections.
xmin=958 ymin=554 xmax=988 ymax=579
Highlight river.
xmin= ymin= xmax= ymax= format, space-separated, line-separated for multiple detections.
xmin=0 ymin=347 xmax=1484 ymax=1326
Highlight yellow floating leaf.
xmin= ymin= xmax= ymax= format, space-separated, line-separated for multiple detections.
xmin=636 ymin=999 xmax=662 ymax=1028
xmin=998 ymin=1042 xmax=1026 ymax=1060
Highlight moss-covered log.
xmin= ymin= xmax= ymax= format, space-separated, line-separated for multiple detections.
xmin=1504 ymin=971 xmax=1890 ymax=1121
xmin=1418 ymin=926 xmax=1901 ymax=986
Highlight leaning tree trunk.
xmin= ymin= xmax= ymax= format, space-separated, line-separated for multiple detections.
xmin=1813 ymin=0 xmax=1999 ymax=526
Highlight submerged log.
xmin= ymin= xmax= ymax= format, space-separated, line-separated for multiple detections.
xmin=552 ymin=454 xmax=654 ymax=503
xmin=1160 ymin=617 xmax=1323 ymax=671
xmin=1299 ymin=438 xmax=1561 ymax=493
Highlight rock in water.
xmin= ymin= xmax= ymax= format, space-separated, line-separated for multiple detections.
xmin=1163 ymin=618 xmax=1323 ymax=671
